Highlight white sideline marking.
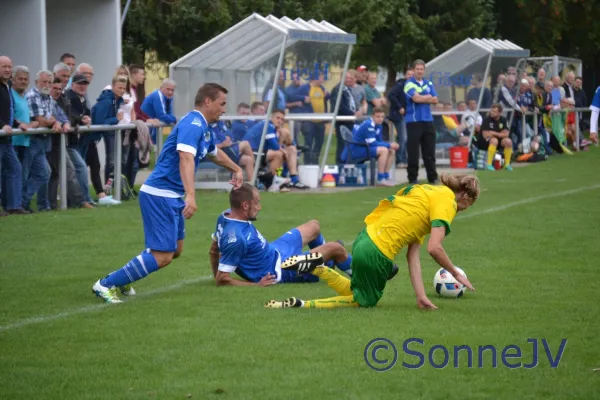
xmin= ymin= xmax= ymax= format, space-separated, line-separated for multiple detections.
xmin=0 ymin=275 xmax=214 ymax=333
xmin=3 ymin=184 xmax=600 ymax=332
xmin=456 ymin=184 xmax=600 ymax=220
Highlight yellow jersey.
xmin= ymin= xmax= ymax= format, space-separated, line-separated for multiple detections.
xmin=365 ymin=184 xmax=457 ymax=260
xmin=309 ymin=85 xmax=326 ymax=121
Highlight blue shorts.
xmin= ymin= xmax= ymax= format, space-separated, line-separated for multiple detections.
xmin=139 ymin=191 xmax=185 ymax=252
xmin=272 ymin=228 xmax=319 ymax=284
xmin=350 ymin=145 xmax=378 ymax=160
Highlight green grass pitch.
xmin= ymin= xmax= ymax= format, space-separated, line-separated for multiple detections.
xmin=1 ymin=149 xmax=599 ymax=399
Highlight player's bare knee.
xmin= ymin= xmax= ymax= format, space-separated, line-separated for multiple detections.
xmin=151 ymin=251 xmax=175 ymax=268
xmin=489 ymin=137 xmax=499 ymax=146
xmin=173 ymin=250 xmax=182 ymax=259
xmin=504 ymin=138 xmax=513 ymax=147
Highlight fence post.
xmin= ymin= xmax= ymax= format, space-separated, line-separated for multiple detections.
xmin=60 ymin=134 xmax=67 ymax=210
xmin=575 ymin=109 xmax=580 ymax=151
xmin=114 ymin=130 xmax=122 ymax=201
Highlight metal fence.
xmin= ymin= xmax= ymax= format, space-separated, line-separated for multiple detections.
xmin=0 ymin=107 xmax=594 ymax=210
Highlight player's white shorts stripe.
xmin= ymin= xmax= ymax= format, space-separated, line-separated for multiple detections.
xmin=274 ymin=251 xmax=282 ymax=283
xmin=139 ymin=184 xmax=182 ymax=198
xmin=176 ymin=143 xmax=197 ymax=156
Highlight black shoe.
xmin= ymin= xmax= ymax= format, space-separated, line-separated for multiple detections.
xmin=291 ymin=181 xmax=310 ymax=190
xmin=8 ymin=208 xmax=31 ymax=215
xmin=0 ymin=210 xmax=9 ymax=217
xmin=281 ymin=252 xmax=324 ymax=274
xmin=265 ymin=297 xmax=304 ymax=309
xmin=387 ymin=264 xmax=399 ymax=281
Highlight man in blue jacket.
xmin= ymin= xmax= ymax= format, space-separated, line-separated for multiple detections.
xmin=91 ymin=75 xmax=126 ymax=182
xmin=141 ymin=78 xmax=177 ymax=143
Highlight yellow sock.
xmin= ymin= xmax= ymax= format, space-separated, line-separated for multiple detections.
xmin=487 ymin=144 xmax=497 ymax=165
xmin=311 ymin=266 xmax=352 ymax=296
xmin=503 ymin=147 xmax=513 ymax=166
xmin=303 ymin=295 xmax=358 ymax=309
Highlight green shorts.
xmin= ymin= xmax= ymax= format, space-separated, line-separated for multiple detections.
xmin=350 ymin=229 xmax=395 ymax=307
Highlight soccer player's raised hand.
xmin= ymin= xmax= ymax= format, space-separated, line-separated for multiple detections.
xmin=257 ymin=273 xmax=277 ymax=286
xmin=417 ymin=296 xmax=438 ymax=310
xmin=183 ymin=194 xmax=197 ymax=219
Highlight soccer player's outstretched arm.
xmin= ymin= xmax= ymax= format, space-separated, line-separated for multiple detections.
xmin=179 ymin=151 xmax=197 ymax=219
xmin=407 ymin=243 xmax=437 ymax=310
xmin=214 ymin=238 xmax=277 ymax=287
xmin=428 ymin=228 xmax=474 ymax=291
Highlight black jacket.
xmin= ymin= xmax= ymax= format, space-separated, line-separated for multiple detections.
xmin=387 ymin=78 xmax=407 ymax=122
xmin=0 ymin=82 xmax=21 ymax=144
xmin=65 ymin=89 xmax=91 ymax=148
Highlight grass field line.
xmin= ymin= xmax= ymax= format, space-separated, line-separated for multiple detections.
xmin=3 ymin=183 xmax=600 ymax=333
xmin=0 ymin=275 xmax=214 ymax=333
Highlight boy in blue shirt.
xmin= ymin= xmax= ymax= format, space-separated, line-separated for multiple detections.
xmin=209 ymin=183 xmax=354 ymax=286
xmin=92 ymin=83 xmax=244 ymax=304
xmin=342 ymin=107 xmax=398 ymax=186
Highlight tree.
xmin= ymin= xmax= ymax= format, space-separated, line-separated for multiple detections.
xmin=349 ymin=0 xmax=496 ymax=91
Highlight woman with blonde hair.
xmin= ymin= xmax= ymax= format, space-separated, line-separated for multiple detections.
xmin=266 ymin=173 xmax=480 ymax=310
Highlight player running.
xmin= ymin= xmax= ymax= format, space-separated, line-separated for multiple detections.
xmin=92 ymin=83 xmax=243 ymax=303
xmin=209 ymin=183 xmax=358 ymax=286
xmin=265 ymin=173 xmax=479 ymax=310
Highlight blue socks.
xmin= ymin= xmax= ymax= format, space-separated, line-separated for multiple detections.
xmin=308 ymin=234 xmax=325 ymax=249
xmin=100 ymin=250 xmax=159 ymax=288
xmin=378 ymin=172 xmax=386 ymax=181
xmin=337 ymin=255 xmax=353 ymax=273
xmin=384 ymin=172 xmax=390 ymax=180
xmin=291 ymin=175 xmax=299 ymax=184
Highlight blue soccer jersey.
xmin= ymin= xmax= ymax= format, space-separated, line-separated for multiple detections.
xmin=243 ymin=120 xmax=280 ymax=152
xmin=142 ymin=110 xmax=217 ymax=197
xmin=404 ymin=77 xmax=437 ymax=123
xmin=210 ymin=120 xmax=230 ymax=144
xmin=590 ymin=86 xmax=600 ymax=112
xmin=352 ymin=118 xmax=390 ymax=148
xmin=213 ymin=210 xmax=281 ymax=283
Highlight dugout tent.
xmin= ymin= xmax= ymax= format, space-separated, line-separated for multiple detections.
xmin=170 ymin=13 xmax=356 ymax=186
xmin=425 ymin=38 xmax=530 ymax=147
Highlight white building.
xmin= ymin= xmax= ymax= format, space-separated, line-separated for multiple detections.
xmin=0 ymin=0 xmax=122 ymax=103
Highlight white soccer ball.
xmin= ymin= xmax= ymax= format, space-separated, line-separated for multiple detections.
xmin=433 ymin=267 xmax=467 ymax=298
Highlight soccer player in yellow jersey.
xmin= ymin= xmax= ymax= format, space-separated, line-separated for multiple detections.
xmin=265 ymin=173 xmax=479 ymax=310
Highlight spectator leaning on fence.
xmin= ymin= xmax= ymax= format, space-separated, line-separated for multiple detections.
xmin=403 ymin=59 xmax=439 ymax=184
xmin=91 ymin=75 xmax=126 ymax=183
xmin=387 ymin=66 xmax=413 ymax=168
xmin=141 ymin=78 xmax=177 ymax=144
xmin=0 ymin=56 xmax=28 ymax=216
xmin=22 ymin=69 xmax=61 ymax=212
xmin=50 ymin=77 xmax=93 ymax=209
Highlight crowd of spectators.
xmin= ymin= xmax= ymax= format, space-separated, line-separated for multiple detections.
xmin=0 ymin=53 xmax=178 ymax=217
xmin=2 ymin=54 xmax=596 ymax=214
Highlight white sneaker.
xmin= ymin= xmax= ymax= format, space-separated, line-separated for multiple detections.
xmin=98 ymin=196 xmax=122 ymax=206
xmin=377 ymin=179 xmax=395 ymax=187
xmin=269 ymin=176 xmax=291 ymax=192
xmin=92 ymin=280 xmax=123 ymax=304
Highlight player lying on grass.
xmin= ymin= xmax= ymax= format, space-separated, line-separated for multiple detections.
xmin=265 ymin=173 xmax=479 ymax=310
xmin=92 ymin=83 xmax=243 ymax=304
xmin=209 ymin=183 xmax=368 ymax=286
